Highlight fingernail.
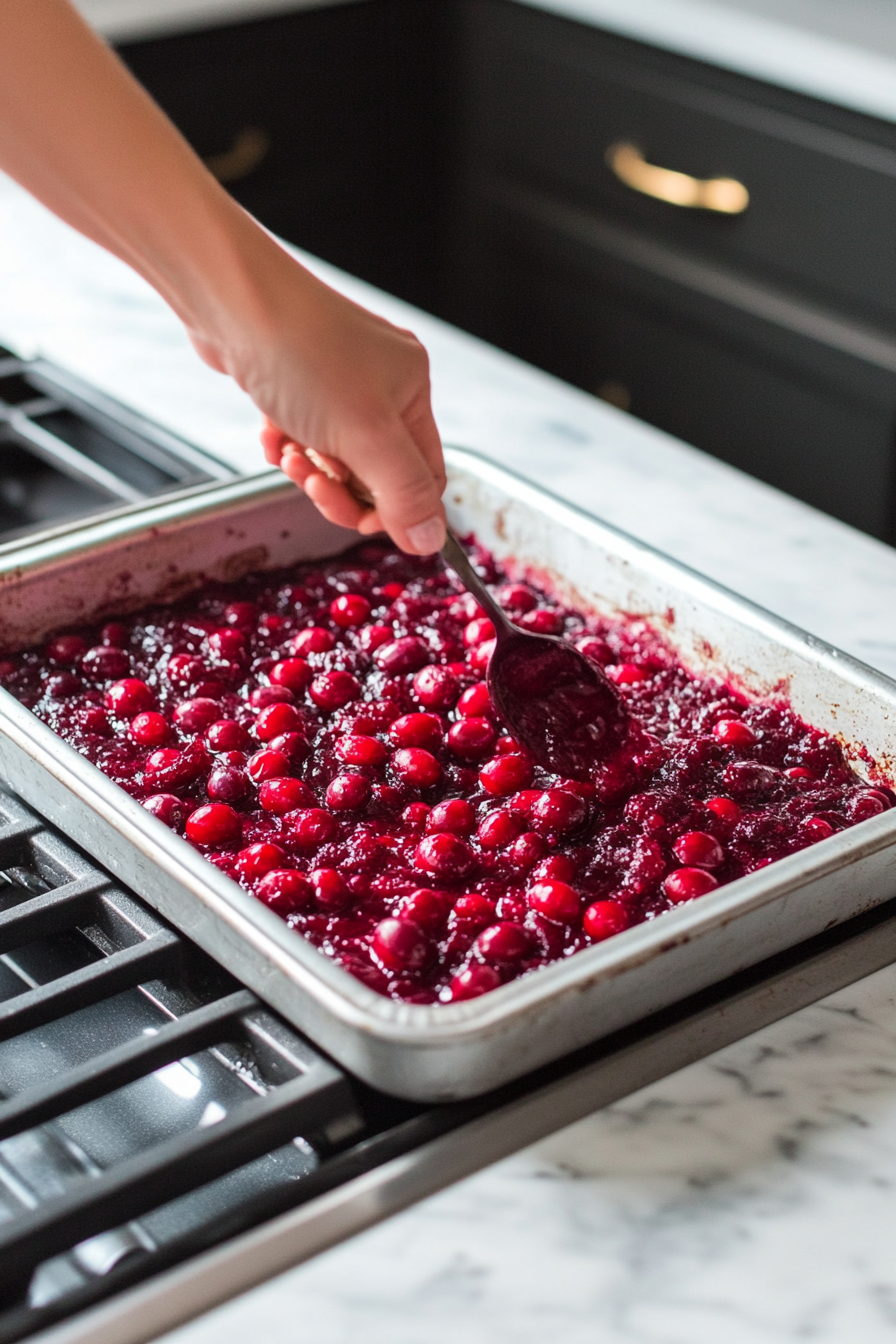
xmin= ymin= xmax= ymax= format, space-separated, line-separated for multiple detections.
xmin=407 ymin=516 xmax=446 ymax=555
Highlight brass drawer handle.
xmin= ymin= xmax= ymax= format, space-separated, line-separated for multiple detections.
xmin=606 ymin=141 xmax=749 ymax=215
xmin=204 ymin=128 xmax=270 ymax=184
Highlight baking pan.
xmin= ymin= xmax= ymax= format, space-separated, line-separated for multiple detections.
xmin=0 ymin=451 xmax=895 ymax=1102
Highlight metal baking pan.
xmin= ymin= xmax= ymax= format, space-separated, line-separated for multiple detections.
xmin=0 ymin=449 xmax=895 ymax=1102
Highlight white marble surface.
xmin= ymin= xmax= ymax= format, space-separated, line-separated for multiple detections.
xmin=5 ymin=171 xmax=896 ymax=1341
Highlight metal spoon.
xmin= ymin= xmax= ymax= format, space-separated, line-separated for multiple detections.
xmin=441 ymin=528 xmax=628 ymax=779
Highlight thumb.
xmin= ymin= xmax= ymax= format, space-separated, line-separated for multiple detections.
xmin=360 ymin=420 xmax=446 ymax=555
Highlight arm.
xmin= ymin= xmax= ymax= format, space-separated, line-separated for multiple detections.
xmin=0 ymin=0 xmax=446 ymax=554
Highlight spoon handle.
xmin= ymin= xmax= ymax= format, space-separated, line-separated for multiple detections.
xmin=441 ymin=527 xmax=512 ymax=631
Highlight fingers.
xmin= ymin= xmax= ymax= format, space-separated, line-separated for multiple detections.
xmin=361 ymin=419 xmax=446 ymax=555
xmin=260 ymin=416 xmax=287 ymax=465
xmin=303 ymin=472 xmax=370 ymax=531
xmin=402 ymin=385 xmax=447 ymax=494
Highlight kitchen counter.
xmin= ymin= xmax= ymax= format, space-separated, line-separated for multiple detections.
xmin=5 ymin=170 xmax=896 ymax=1341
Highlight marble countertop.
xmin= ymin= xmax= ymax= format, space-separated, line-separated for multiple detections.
xmin=5 ymin=171 xmax=896 ymax=1341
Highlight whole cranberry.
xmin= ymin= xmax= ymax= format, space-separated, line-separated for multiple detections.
xmin=166 ymin=653 xmax=208 ymax=687
xmin=206 ymin=719 xmax=251 ymax=753
xmin=851 ymin=789 xmax=891 ymax=821
xmin=723 ymin=761 xmax=778 ymax=798
xmin=269 ymin=732 xmax=310 ymax=764
xmin=413 ymin=665 xmax=459 ymax=709
xmin=447 ymin=964 xmax=502 ymax=1001
xmin=379 ymin=580 xmax=405 ymax=600
xmin=372 ymin=917 xmax=431 ymax=970
xmin=500 ymin=583 xmax=537 ymax=614
xmin=664 ymin=868 xmax=719 ymax=903
xmin=480 ymin=755 xmax=533 ymax=797
xmin=495 ymin=735 xmax=523 ymax=755
xmin=100 ymin=622 xmax=128 ymax=647
xmin=519 ymin=609 xmax=562 ymax=635
xmin=575 ymin=635 xmax=612 ymax=665
xmin=250 ymin=685 xmax=294 ymax=709
xmin=236 ymin=841 xmax=287 ymax=881
xmin=224 ymin=601 xmax=258 ymax=629
xmin=207 ymin=764 xmax=249 ymax=803
xmin=451 ymin=894 xmax=496 ymax=928
xmin=145 ymin=742 xmax=211 ymax=789
xmin=609 ymin=662 xmax=647 ymax=685
xmin=402 ymin=802 xmax=431 ymax=828
xmin=259 ymin=613 xmax=289 ymax=638
xmin=786 ymin=767 xmax=815 ymax=782
xmin=457 ymin=683 xmax=492 ymax=718
xmin=330 ymin=593 xmax=371 ymax=628
xmin=426 ymin=798 xmax=475 ymax=834
xmin=400 ymin=888 xmax=452 ymax=932
xmin=259 ymin=777 xmax=315 ymax=814
xmin=326 ymin=774 xmax=371 ymax=810
xmin=310 ymin=867 xmax=353 ymax=912
xmin=173 ymin=698 xmax=221 ymax=733
xmin=185 ymin=803 xmax=242 ymax=848
xmin=142 ymin=793 xmax=186 ymax=831
xmin=392 ymin=747 xmax=441 ymax=788
xmin=714 ymin=718 xmax=756 ymax=747
xmin=449 ymin=593 xmax=485 ymax=623
xmin=105 ymin=678 xmax=154 ymax=717
xmin=467 ymin=640 xmax=495 ymax=673
xmin=256 ymin=869 xmax=312 ymax=916
xmin=337 ymin=734 xmax=388 ymax=767
xmin=256 ymin=701 xmax=304 ymax=740
xmin=129 ymin=711 xmax=170 ymax=747
xmin=531 ymin=854 xmax=578 ymax=883
xmin=447 ymin=718 xmax=496 ymax=760
xmin=463 ymin=617 xmax=496 ymax=648
xmin=374 ymin=636 xmax=430 ymax=675
xmin=81 ymin=645 xmax=130 ymax=680
xmin=247 ymin=748 xmax=291 ymax=782
xmin=508 ymin=789 xmax=541 ymax=816
xmin=476 ymin=922 xmax=532 ymax=964
xmin=506 ymin=832 xmax=547 ymax=870
xmin=358 ymin=624 xmax=394 ymax=652
xmin=289 ymin=808 xmax=339 ymax=849
xmin=530 ymin=789 xmax=587 ymax=836
xmin=208 ymin=628 xmax=246 ymax=659
xmin=804 ymin=816 xmax=835 ymax=841
xmin=583 ymin=901 xmax=629 ymax=940
xmin=309 ymin=671 xmax=361 ymax=712
xmin=76 ymin=705 xmax=110 ymax=735
xmin=673 ymin=831 xmax=724 ymax=868
xmin=47 ymin=634 xmax=87 ymax=666
xmin=706 ymin=796 xmax=741 ymax=824
xmin=527 ymin=879 xmax=581 ymax=923
xmin=415 ymin=832 xmax=474 ymax=877
xmin=270 ymin=658 xmax=312 ymax=692
xmin=389 ymin=713 xmax=442 ymax=751
xmin=477 ymin=809 xmax=525 ymax=848
xmin=291 ymin=627 xmax=335 ymax=656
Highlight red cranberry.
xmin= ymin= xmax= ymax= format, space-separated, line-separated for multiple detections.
xmin=527 ymin=879 xmax=580 ymax=923
xmin=851 ymin=790 xmax=890 ymax=821
xmin=509 ymin=789 xmax=541 ymax=816
xmin=476 ymin=922 xmax=532 ymax=964
xmin=426 ymin=798 xmax=475 ymax=834
xmin=575 ymin=635 xmax=612 ymax=664
xmin=399 ymin=888 xmax=451 ymax=932
xmin=247 ymin=748 xmax=291 ymax=782
xmin=185 ymin=803 xmax=242 ymax=847
xmin=804 ymin=816 xmax=835 ymax=841
xmin=173 ymin=698 xmax=221 ymax=733
xmin=723 ymin=761 xmax=778 ymax=798
xmin=477 ymin=809 xmax=525 ymax=848
xmin=259 ymin=777 xmax=315 ymax=814
xmin=289 ymin=807 xmax=340 ymax=848
xmin=224 ymin=601 xmax=258 ymax=629
xmin=82 ymin=645 xmax=130 ymax=680
xmin=310 ymin=867 xmax=352 ymax=911
xmin=500 ymin=583 xmax=536 ymax=613
xmin=583 ymin=901 xmax=629 ymax=940
xmin=269 ymin=731 xmax=310 ymax=763
xmin=259 ymin=613 xmax=288 ymax=638
xmin=207 ymin=764 xmax=249 ymax=803
xmin=129 ymin=711 xmax=170 ymax=747
xmin=402 ymin=802 xmax=431 ymax=828
xmin=706 ymin=796 xmax=741 ymax=824
xmin=167 ymin=653 xmax=207 ymax=687
xmin=372 ymin=917 xmax=431 ymax=970
xmin=389 ymin=713 xmax=442 ymax=751
xmin=480 ymin=755 xmax=533 ymax=797
xmin=786 ymin=766 xmax=815 ymax=782
xmin=206 ymin=719 xmax=251 ymax=752
xmin=145 ymin=742 xmax=211 ymax=789
xmin=451 ymin=894 xmax=496 ymax=928
xmin=256 ymin=701 xmax=304 ymax=740
xmin=76 ymin=705 xmax=110 ymax=734
xmin=309 ymin=671 xmax=360 ymax=712
xmin=291 ymin=627 xmax=335 ymax=656
xmin=463 ymin=617 xmax=496 ymax=648
xmin=531 ymin=854 xmax=578 ymax=882
xmin=415 ymin=833 xmax=474 ymax=877
xmin=518 ymin=609 xmax=562 ymax=635
xmin=673 ymin=831 xmax=724 ymax=868
xmin=270 ymin=658 xmax=312 ymax=692
xmin=392 ymin=747 xmax=441 ymax=788
xmin=448 ymin=964 xmax=502 ymax=1000
xmin=236 ymin=841 xmax=286 ymax=881
xmin=374 ymin=636 xmax=430 ymax=674
xmin=219 ymin=750 xmax=247 ymax=766
xmin=506 ymin=832 xmax=547 ymax=870
xmin=412 ymin=665 xmax=459 ymax=709
xmin=256 ymin=869 xmax=312 ymax=915
xmin=714 ymin=718 xmax=756 ymax=747
xmin=326 ymin=774 xmax=371 ymax=810
xmin=449 ymin=594 xmax=485 ymax=622
xmin=336 ymin=734 xmax=388 ymax=767
xmin=330 ymin=594 xmax=371 ymax=628
xmin=208 ymin=628 xmax=245 ymax=659
xmin=47 ymin=634 xmax=87 ymax=666
xmin=358 ymin=624 xmax=394 ymax=652
xmin=447 ymin=718 xmax=496 ymax=759
xmin=529 ymin=789 xmax=587 ymax=836
xmin=379 ymin=580 xmax=405 ymax=600
xmin=467 ymin=639 xmax=495 ymax=673
xmin=250 ymin=685 xmax=294 ymax=709
xmin=664 ymin=868 xmax=719 ymax=903
xmin=142 ymin=793 xmax=185 ymax=831
xmin=494 ymin=735 xmax=522 ymax=755
xmin=457 ymin=683 xmax=492 ymax=718
xmin=100 ymin=622 xmax=127 ymax=647
xmin=105 ymin=678 xmax=154 ymax=717
xmin=609 ymin=662 xmax=647 ymax=684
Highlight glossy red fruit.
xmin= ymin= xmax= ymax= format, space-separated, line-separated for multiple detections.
xmin=326 ymin=774 xmax=371 ymax=810
xmin=47 ymin=634 xmax=87 ymax=666
xmin=207 ymin=764 xmax=249 ymax=803
xmin=399 ymin=888 xmax=451 ymax=932
xmin=506 ymin=832 xmax=547 ymax=870
xmin=372 ymin=917 xmax=431 ymax=970
xmin=664 ymin=867 xmax=719 ymax=903
xmin=82 ymin=645 xmax=131 ymax=680
xmin=529 ymin=788 xmax=587 ymax=836
xmin=290 ymin=627 xmax=335 ymax=656
xmin=706 ymin=796 xmax=741 ymax=824
xmin=392 ymin=747 xmax=441 ymax=788
xmin=173 ymin=698 xmax=221 ymax=733
xmin=500 ymin=583 xmax=537 ymax=614
xmin=389 ymin=713 xmax=442 ymax=751
xmin=374 ymin=635 xmax=430 ymax=674
xmin=447 ymin=964 xmax=502 ymax=1001
xmin=236 ymin=842 xmax=286 ymax=881
xmin=309 ymin=671 xmax=361 ymax=712
xmin=142 ymin=793 xmax=185 ymax=831
xmin=185 ymin=803 xmax=242 ymax=847
xmin=451 ymin=894 xmax=496 ymax=928
xmin=401 ymin=802 xmax=431 ymax=828
xmin=255 ymin=869 xmax=312 ymax=916
xmin=447 ymin=718 xmax=496 ymax=760
xmin=415 ymin=832 xmax=474 ymax=877
xmin=223 ymin=601 xmax=258 ymax=629
xmin=105 ymin=678 xmax=154 ymax=717
xmin=851 ymin=790 xmax=890 ymax=821
xmin=310 ymin=867 xmax=352 ymax=911
xmin=673 ymin=831 xmax=725 ymax=868
xmin=609 ymin=662 xmax=646 ymax=684
xmin=530 ymin=854 xmax=578 ymax=883
xmin=479 ymin=755 xmax=533 ymax=797
xmin=786 ymin=766 xmax=815 ymax=782
xmin=259 ymin=777 xmax=315 ymax=814
xmin=714 ymin=718 xmax=756 ymax=746
xmin=476 ymin=922 xmax=532 ymax=964
xmin=167 ymin=653 xmax=207 ymax=687
xmin=527 ymin=879 xmax=580 ymax=923
xmin=206 ymin=719 xmax=250 ymax=752
xmin=270 ymin=658 xmax=312 ymax=692
xmin=518 ymin=608 xmax=562 ymax=635
xmin=330 ymin=593 xmax=371 ymax=628
xmin=358 ymin=624 xmax=394 ymax=652
xmin=575 ymin=635 xmax=612 ymax=665
xmin=269 ymin=731 xmax=310 ymax=764
xmin=129 ymin=711 xmax=170 ymax=747
xmin=467 ymin=639 xmax=495 ymax=673
xmin=508 ymin=789 xmax=541 ymax=816
xmin=413 ymin=665 xmax=459 ymax=709
xmin=583 ymin=900 xmax=629 ymax=940
xmin=100 ymin=622 xmax=127 ymax=647
xmin=256 ymin=702 xmax=303 ymax=740
xmin=804 ymin=816 xmax=835 ymax=840
xmin=289 ymin=808 xmax=339 ymax=849
xmin=208 ymin=628 xmax=246 ymax=660
xmin=463 ymin=617 xmax=496 ymax=648
xmin=336 ymin=734 xmax=388 ymax=767
xmin=477 ymin=809 xmax=525 ymax=848
xmin=457 ymin=682 xmax=492 ymax=718
xmin=247 ymin=748 xmax=291 ymax=783
xmin=426 ymin=798 xmax=475 ymax=834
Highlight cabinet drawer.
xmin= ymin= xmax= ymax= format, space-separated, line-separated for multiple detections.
xmin=461 ymin=1 xmax=896 ymax=329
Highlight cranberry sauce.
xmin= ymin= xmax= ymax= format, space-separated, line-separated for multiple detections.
xmin=1 ymin=539 xmax=890 ymax=1006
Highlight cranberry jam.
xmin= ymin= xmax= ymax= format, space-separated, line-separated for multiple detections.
xmin=1 ymin=539 xmax=890 ymax=1005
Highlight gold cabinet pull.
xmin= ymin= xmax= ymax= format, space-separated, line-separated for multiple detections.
xmin=204 ymin=128 xmax=270 ymax=184
xmin=606 ymin=141 xmax=749 ymax=214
